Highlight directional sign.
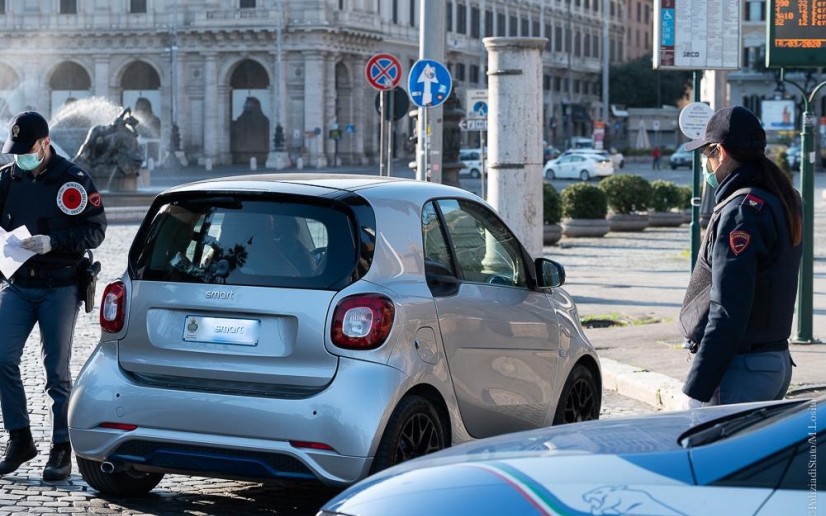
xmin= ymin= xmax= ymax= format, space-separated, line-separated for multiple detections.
xmin=374 ymin=87 xmax=410 ymax=121
xmin=459 ymin=119 xmax=488 ymax=131
xmin=466 ymin=89 xmax=488 ymax=120
xmin=407 ymin=59 xmax=452 ymax=108
xmin=365 ymin=53 xmax=402 ymax=91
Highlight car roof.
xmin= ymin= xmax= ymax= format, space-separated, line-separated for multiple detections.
xmin=159 ymin=173 xmax=482 ymax=204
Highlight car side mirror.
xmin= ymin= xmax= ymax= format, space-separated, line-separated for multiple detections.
xmin=534 ymin=258 xmax=565 ymax=288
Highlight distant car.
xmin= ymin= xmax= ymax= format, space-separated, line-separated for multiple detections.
xmin=669 ymin=144 xmax=694 ymax=170
xmin=786 ymin=145 xmax=801 ymax=171
xmin=559 ymin=148 xmax=624 ymax=169
xmin=459 ymin=148 xmax=483 ymax=178
xmin=320 ymin=395 xmax=826 ymax=516
xmin=544 ymin=153 xmax=613 ymax=181
xmin=68 ymin=174 xmax=602 ymax=496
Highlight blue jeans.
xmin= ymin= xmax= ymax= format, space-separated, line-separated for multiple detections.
xmin=708 ymin=349 xmax=794 ymax=405
xmin=0 ymin=280 xmax=79 ymax=443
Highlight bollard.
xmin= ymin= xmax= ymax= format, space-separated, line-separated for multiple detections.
xmin=250 ymin=157 xmax=257 ymax=171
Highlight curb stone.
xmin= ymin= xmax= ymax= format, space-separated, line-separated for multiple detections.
xmin=600 ymin=357 xmax=685 ymax=412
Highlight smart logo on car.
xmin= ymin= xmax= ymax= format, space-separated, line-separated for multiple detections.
xmin=205 ymin=290 xmax=236 ymax=300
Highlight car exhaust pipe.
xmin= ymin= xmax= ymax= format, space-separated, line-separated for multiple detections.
xmin=100 ymin=461 xmax=116 ymax=474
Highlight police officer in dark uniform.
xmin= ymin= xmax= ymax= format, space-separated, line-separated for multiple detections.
xmin=0 ymin=112 xmax=106 ymax=480
xmin=679 ymin=106 xmax=802 ymax=406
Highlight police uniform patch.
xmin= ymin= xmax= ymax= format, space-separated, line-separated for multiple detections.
xmin=57 ymin=182 xmax=88 ymax=215
xmin=729 ymin=230 xmax=752 ymax=256
xmin=89 ymin=192 xmax=102 ymax=207
xmin=741 ymin=193 xmax=764 ymax=211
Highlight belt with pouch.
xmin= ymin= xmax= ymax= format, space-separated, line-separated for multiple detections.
xmin=9 ymin=263 xmax=77 ymax=288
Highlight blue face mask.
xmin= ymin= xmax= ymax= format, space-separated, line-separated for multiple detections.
xmin=14 ymin=147 xmax=44 ymax=171
xmin=700 ymin=154 xmax=719 ymax=189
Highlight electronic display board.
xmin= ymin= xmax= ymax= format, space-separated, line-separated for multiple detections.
xmin=766 ymin=0 xmax=826 ymax=67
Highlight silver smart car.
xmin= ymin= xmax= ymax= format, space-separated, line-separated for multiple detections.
xmin=68 ymin=174 xmax=601 ymax=496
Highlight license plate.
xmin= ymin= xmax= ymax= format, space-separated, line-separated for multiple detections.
xmin=183 ymin=316 xmax=260 ymax=346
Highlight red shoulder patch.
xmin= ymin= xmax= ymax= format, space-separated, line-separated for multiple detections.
xmin=729 ymin=230 xmax=752 ymax=256
xmin=89 ymin=192 xmax=102 ymax=207
xmin=741 ymin=194 xmax=764 ymax=211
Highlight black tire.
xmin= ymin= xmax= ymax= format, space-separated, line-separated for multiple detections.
xmin=371 ymin=395 xmax=445 ymax=474
xmin=77 ymin=456 xmax=164 ymax=497
xmin=553 ymin=364 xmax=600 ymax=425
xmin=579 ymin=170 xmax=590 ymax=182
xmin=670 ymin=164 xmax=677 ymax=170
xmin=470 ymin=168 xmax=480 ymax=179
xmin=545 ymin=168 xmax=556 ymax=180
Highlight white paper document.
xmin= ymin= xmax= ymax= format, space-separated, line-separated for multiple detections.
xmin=0 ymin=226 xmax=36 ymax=279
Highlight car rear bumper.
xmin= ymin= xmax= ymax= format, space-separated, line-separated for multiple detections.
xmin=68 ymin=342 xmax=407 ymax=486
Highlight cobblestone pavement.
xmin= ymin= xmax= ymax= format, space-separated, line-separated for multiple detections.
xmin=0 ymin=223 xmax=657 ymax=515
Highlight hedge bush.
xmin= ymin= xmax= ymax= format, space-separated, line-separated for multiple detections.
xmin=598 ymin=174 xmax=651 ymax=214
xmin=560 ymin=183 xmax=608 ymax=220
xmin=543 ymin=183 xmax=562 ymax=225
xmin=677 ymin=185 xmax=693 ymax=209
xmin=649 ymin=180 xmax=684 ymax=212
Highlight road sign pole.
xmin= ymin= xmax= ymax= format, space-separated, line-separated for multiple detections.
xmin=480 ymin=129 xmax=486 ymax=200
xmin=690 ymin=71 xmax=703 ymax=270
xmin=387 ymin=90 xmax=395 ymax=176
xmin=781 ymin=68 xmax=826 ymax=344
xmin=379 ymin=90 xmax=386 ymax=176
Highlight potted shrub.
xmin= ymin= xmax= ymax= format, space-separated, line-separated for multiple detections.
xmin=543 ymin=183 xmax=563 ymax=245
xmin=560 ymin=183 xmax=610 ymax=238
xmin=599 ymin=174 xmax=651 ymax=232
xmin=648 ymin=180 xmax=685 ymax=227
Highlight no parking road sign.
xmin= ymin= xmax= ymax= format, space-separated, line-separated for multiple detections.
xmin=407 ymin=59 xmax=452 ymax=108
xmin=365 ymin=53 xmax=402 ymax=91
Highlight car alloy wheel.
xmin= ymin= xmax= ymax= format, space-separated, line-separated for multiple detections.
xmin=579 ymin=170 xmax=590 ymax=182
xmin=553 ymin=364 xmax=600 ymax=424
xmin=371 ymin=395 xmax=445 ymax=474
xmin=470 ymin=168 xmax=480 ymax=179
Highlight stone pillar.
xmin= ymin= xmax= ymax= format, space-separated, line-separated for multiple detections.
xmin=324 ymin=55 xmax=338 ymax=165
xmin=352 ymin=56 xmax=367 ymax=164
xmin=93 ymin=56 xmax=109 ymax=98
xmin=266 ymin=50 xmax=290 ymax=169
xmin=484 ymin=37 xmax=545 ymax=258
xmin=304 ymin=51 xmax=327 ymax=168
xmin=203 ymin=53 xmax=219 ymax=164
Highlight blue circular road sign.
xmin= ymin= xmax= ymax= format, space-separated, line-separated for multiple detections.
xmin=407 ymin=59 xmax=452 ymax=108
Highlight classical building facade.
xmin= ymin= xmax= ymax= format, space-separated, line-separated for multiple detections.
xmin=0 ymin=0 xmax=629 ymax=166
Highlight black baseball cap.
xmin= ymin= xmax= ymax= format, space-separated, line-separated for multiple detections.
xmin=3 ymin=111 xmax=50 ymax=154
xmin=684 ymin=106 xmax=767 ymax=152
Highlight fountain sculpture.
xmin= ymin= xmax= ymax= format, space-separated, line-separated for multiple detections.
xmin=74 ymin=107 xmax=145 ymax=192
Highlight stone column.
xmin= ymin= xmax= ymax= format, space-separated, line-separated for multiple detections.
xmin=324 ymin=55 xmax=338 ymax=166
xmin=484 ymin=37 xmax=545 ymax=258
xmin=202 ymin=53 xmax=219 ymax=165
xmin=304 ymin=51 xmax=327 ymax=168
xmin=93 ymin=56 xmax=110 ymax=99
xmin=352 ymin=56 xmax=368 ymax=165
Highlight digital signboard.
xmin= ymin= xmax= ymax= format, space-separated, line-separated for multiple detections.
xmin=766 ymin=0 xmax=826 ymax=67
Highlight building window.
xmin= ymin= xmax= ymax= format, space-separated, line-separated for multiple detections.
xmin=645 ymin=31 xmax=649 ymax=50
xmin=392 ymin=0 xmax=398 ymax=23
xmin=447 ymin=2 xmax=453 ymax=31
xmin=532 ymin=20 xmax=540 ymax=37
xmin=583 ymin=32 xmax=591 ymax=56
xmin=636 ymin=1 xmax=641 ymax=22
xmin=554 ymin=77 xmax=561 ymax=92
xmin=130 ymin=0 xmax=147 ymax=13
xmin=645 ymin=4 xmax=650 ymax=24
xmin=565 ymin=27 xmax=571 ymax=53
xmin=593 ymin=34 xmax=599 ymax=58
xmin=584 ymin=0 xmax=590 ymax=9
xmin=574 ymin=80 xmax=580 ymax=94
xmin=521 ymin=17 xmax=529 ymax=36
xmin=555 ymin=25 xmax=563 ymax=51
xmin=544 ymin=74 xmax=551 ymax=91
xmin=497 ymin=13 xmax=506 ymax=36
xmin=746 ymin=1 xmax=766 ymax=21
xmin=509 ymin=15 xmax=518 ymax=36
xmin=0 ymin=0 xmax=6 ymax=14
xmin=545 ymin=23 xmax=552 ymax=50
xmin=409 ymin=0 xmax=415 ymax=26
xmin=485 ymin=10 xmax=494 ymax=37
xmin=60 ymin=0 xmax=77 ymax=14
xmin=455 ymin=63 xmax=466 ymax=81
xmin=470 ymin=65 xmax=480 ymax=83
xmin=240 ymin=0 xmax=256 ymax=7
xmin=574 ymin=31 xmax=581 ymax=56
xmin=457 ymin=3 xmax=467 ymax=34
xmin=471 ymin=7 xmax=480 ymax=38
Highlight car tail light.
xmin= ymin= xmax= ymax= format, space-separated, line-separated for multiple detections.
xmin=98 ymin=422 xmax=137 ymax=431
xmin=290 ymin=440 xmax=336 ymax=452
xmin=330 ymin=294 xmax=394 ymax=350
xmin=100 ymin=281 xmax=126 ymax=333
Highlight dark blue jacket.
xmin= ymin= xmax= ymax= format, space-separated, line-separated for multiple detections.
xmin=0 ymin=149 xmax=107 ymax=269
xmin=682 ymin=164 xmax=802 ymax=402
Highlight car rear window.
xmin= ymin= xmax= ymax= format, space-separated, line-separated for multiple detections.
xmin=130 ymin=195 xmax=359 ymax=289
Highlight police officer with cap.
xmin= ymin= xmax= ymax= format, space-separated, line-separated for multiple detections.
xmin=678 ymin=106 xmax=802 ymax=406
xmin=0 ymin=111 xmax=106 ymax=480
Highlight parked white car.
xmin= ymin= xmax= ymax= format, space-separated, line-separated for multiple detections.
xmin=544 ymin=153 xmax=614 ymax=181
xmin=459 ymin=148 xmax=483 ymax=178
xmin=558 ymin=148 xmax=624 ymax=169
